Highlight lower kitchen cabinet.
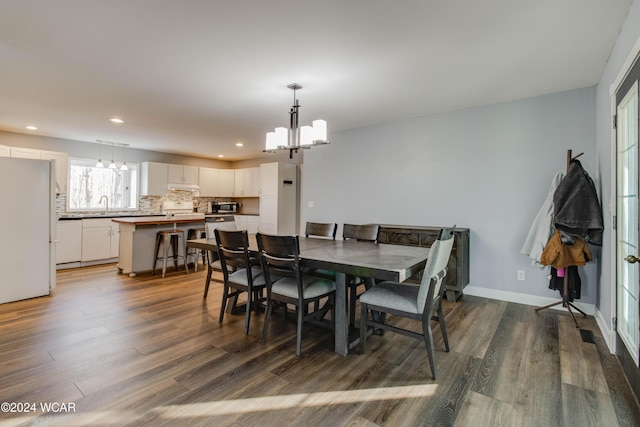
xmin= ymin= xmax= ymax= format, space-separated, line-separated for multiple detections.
xmin=234 ymin=215 xmax=259 ymax=233
xmin=80 ymin=219 xmax=119 ymax=263
xmin=378 ymin=225 xmax=470 ymax=301
xmin=56 ymin=220 xmax=82 ymax=264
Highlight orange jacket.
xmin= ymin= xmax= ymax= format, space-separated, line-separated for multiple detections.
xmin=540 ymin=230 xmax=592 ymax=269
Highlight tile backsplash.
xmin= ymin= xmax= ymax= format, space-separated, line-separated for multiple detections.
xmin=56 ymin=190 xmax=258 ymax=216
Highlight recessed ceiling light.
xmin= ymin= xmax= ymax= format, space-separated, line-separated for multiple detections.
xmin=25 ymin=125 xmax=38 ymax=130
xmin=218 ymin=154 xmax=224 ymax=158
xmin=109 ymin=118 xmax=125 ymax=124
xmin=235 ymin=142 xmax=244 ymax=147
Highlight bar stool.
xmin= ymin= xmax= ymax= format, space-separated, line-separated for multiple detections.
xmin=186 ymin=227 xmax=207 ymax=271
xmin=152 ymin=229 xmax=189 ymax=278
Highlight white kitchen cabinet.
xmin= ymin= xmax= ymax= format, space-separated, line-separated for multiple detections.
xmin=8 ymin=147 xmax=68 ymax=194
xmin=234 ymin=215 xmax=259 ymax=233
xmin=259 ymin=162 xmax=297 ymax=234
xmin=81 ymin=218 xmax=115 ymax=261
xmin=56 ymin=220 xmax=82 ymax=264
xmin=234 ymin=167 xmax=260 ymax=197
xmin=10 ymin=146 xmax=41 ymax=159
xmin=199 ymin=167 xmax=220 ymax=197
xmin=218 ymin=169 xmax=235 ymax=197
xmin=141 ymin=162 xmax=168 ymax=196
xmin=168 ymin=164 xmax=198 ymax=184
xmin=110 ymin=222 xmax=119 ymax=258
xmin=41 ymin=150 xmax=68 ymax=194
xmin=0 ymin=145 xmax=10 ymax=157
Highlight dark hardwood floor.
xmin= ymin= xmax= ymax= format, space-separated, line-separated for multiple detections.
xmin=0 ymin=263 xmax=639 ymax=426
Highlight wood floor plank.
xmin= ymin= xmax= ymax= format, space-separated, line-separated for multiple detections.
xmin=558 ymin=316 xmax=609 ymax=395
xmin=593 ymin=330 xmax=640 ymax=427
xmin=0 ymin=264 xmax=638 ymax=427
xmin=455 ymin=390 xmax=522 ymax=427
xmin=562 ymin=382 xmax=618 ymax=427
xmin=445 ymin=296 xmax=507 ymax=360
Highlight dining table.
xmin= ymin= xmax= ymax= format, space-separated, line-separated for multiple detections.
xmin=187 ymin=235 xmax=431 ymax=356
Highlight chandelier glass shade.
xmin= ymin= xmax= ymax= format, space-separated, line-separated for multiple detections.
xmin=265 ymin=83 xmax=329 ymax=157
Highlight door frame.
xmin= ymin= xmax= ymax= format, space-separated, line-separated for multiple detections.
xmin=609 ymin=36 xmax=640 ymax=354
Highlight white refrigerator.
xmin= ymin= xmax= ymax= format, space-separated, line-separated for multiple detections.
xmin=0 ymin=157 xmax=56 ymax=304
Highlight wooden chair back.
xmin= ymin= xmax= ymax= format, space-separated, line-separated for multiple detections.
xmin=305 ymin=222 xmax=337 ymax=239
xmin=256 ymin=233 xmax=301 ymax=283
xmin=343 ymin=224 xmax=380 ymax=242
xmin=214 ymin=229 xmax=254 ymax=278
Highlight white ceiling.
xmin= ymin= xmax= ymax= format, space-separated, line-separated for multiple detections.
xmin=0 ymin=0 xmax=634 ymax=160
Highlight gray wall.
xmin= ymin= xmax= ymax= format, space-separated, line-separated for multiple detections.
xmin=596 ymin=1 xmax=640 ymax=334
xmin=302 ymin=87 xmax=598 ymax=303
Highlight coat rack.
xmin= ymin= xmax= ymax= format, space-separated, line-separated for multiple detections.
xmin=534 ymin=149 xmax=588 ymax=328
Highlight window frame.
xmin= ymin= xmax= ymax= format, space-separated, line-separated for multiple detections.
xmin=66 ymin=157 xmax=139 ymax=212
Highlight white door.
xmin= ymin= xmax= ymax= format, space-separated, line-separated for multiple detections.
xmin=616 ymin=77 xmax=640 ymax=366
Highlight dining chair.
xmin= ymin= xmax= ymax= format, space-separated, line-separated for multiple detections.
xmin=343 ymin=223 xmax=380 ymax=327
xmin=215 ymin=228 xmax=266 ymax=335
xmin=202 ymin=220 xmax=238 ymax=298
xmin=256 ymin=232 xmax=336 ymax=357
xmin=305 ymin=222 xmax=337 ymax=239
xmin=358 ymin=226 xmax=455 ymax=379
xmin=303 ymin=222 xmax=337 ymax=282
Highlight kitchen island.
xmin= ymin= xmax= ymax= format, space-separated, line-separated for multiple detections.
xmin=113 ymin=215 xmax=206 ymax=276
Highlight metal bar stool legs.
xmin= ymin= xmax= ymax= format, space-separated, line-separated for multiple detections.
xmin=186 ymin=227 xmax=207 ymax=272
xmin=152 ymin=229 xmax=189 ymax=278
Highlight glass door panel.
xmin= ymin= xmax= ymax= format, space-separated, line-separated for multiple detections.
xmin=617 ymin=81 xmax=639 ymax=365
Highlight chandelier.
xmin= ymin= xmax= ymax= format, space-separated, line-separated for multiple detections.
xmin=265 ymin=83 xmax=329 ymax=158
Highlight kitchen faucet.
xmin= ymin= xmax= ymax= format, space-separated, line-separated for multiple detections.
xmin=99 ymin=195 xmax=109 ymax=214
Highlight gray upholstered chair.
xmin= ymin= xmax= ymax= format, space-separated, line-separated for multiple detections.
xmin=257 ymin=232 xmax=336 ymax=357
xmin=202 ymin=219 xmax=237 ymax=299
xmin=343 ymin=223 xmax=380 ymax=327
xmin=359 ymin=226 xmax=455 ymax=379
xmin=215 ymin=229 xmax=266 ymax=335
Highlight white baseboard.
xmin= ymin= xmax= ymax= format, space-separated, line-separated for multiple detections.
xmin=463 ymin=285 xmax=595 ymax=315
xmin=594 ymin=307 xmax=616 ymax=353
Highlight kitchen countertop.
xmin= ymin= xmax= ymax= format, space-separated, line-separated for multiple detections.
xmin=111 ymin=215 xmax=206 ymax=225
xmin=58 ymin=213 xmax=165 ymax=220
xmin=58 ymin=212 xmax=256 ymax=220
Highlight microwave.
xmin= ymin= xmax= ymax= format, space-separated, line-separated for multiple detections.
xmin=212 ymin=201 xmax=239 ymax=214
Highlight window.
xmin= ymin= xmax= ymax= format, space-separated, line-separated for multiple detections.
xmin=67 ymin=158 xmax=138 ymax=210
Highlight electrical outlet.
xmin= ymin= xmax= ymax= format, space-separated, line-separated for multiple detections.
xmin=517 ymin=270 xmax=525 ymax=281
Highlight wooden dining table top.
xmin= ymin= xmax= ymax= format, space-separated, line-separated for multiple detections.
xmin=187 ymin=236 xmax=431 ymax=283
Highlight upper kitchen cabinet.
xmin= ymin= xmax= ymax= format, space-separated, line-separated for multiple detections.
xmin=168 ymin=164 xmax=198 ymax=185
xmin=234 ymin=167 xmax=260 ymax=197
xmin=141 ymin=162 xmax=168 ymax=196
xmin=0 ymin=145 xmax=10 ymax=157
xmin=199 ymin=167 xmax=220 ymax=197
xmin=10 ymin=146 xmax=41 ymax=159
xmin=41 ymin=150 xmax=69 ymax=194
xmin=9 ymin=147 xmax=68 ymax=194
xmin=218 ymin=169 xmax=235 ymax=198
xmin=198 ymin=167 xmax=235 ymax=197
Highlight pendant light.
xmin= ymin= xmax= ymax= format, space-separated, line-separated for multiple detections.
xmin=95 ymin=141 xmax=104 ymax=168
xmin=108 ymin=143 xmax=116 ymax=169
xmin=120 ymin=144 xmax=129 ymax=171
xmin=265 ymin=83 xmax=329 ymax=158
